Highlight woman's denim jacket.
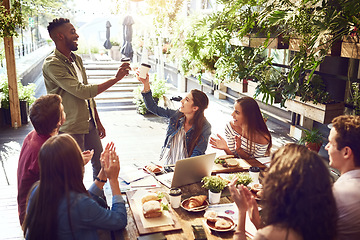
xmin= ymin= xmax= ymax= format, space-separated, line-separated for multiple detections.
xmin=142 ymin=90 xmax=211 ymax=159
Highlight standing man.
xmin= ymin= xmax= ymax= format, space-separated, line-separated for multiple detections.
xmin=17 ymin=94 xmax=66 ymax=225
xmin=43 ymin=18 xmax=130 ymax=179
xmin=325 ymin=115 xmax=360 ymax=240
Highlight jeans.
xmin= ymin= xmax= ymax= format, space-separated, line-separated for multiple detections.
xmin=67 ymin=119 xmax=103 ymax=180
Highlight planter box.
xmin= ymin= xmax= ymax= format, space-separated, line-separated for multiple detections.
xmin=224 ymin=81 xmax=248 ymax=93
xmin=110 ymin=46 xmax=121 ymax=61
xmin=289 ymin=37 xmax=342 ymax=56
xmin=230 ymin=35 xmax=288 ymax=49
xmin=341 ymin=38 xmax=360 ymax=59
xmin=0 ymin=101 xmax=29 ymax=126
xmin=285 ymin=96 xmax=345 ymax=124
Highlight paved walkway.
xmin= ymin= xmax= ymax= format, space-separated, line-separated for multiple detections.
xmin=0 ymin=46 xmax=297 ymax=239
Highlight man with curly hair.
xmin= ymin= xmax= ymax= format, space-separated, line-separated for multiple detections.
xmin=326 ymin=115 xmax=360 ymax=240
xmin=43 ymin=18 xmax=130 ymax=180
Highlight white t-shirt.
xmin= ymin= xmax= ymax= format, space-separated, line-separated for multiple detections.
xmin=333 ymin=169 xmax=360 ymax=240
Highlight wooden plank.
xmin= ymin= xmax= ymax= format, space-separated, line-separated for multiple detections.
xmin=3 ymin=38 xmax=21 ymax=127
xmin=126 ymin=189 xmax=182 ymax=235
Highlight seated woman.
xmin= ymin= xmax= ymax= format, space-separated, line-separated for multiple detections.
xmin=137 ymin=73 xmax=211 ymax=165
xmin=210 ymin=97 xmax=271 ymax=159
xmin=229 ymin=144 xmax=337 ymax=240
xmin=22 ymin=134 xmax=127 ymax=240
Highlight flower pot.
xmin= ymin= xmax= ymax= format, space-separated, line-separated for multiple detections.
xmin=208 ymin=190 xmax=221 ymax=204
xmin=1 ymin=101 xmax=29 ymax=125
xmin=305 ymin=142 xmax=322 ymax=153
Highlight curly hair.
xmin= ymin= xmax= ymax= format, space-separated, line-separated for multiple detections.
xmin=47 ymin=18 xmax=70 ymax=35
xmin=262 ymin=143 xmax=337 ymax=240
xmin=332 ymin=115 xmax=360 ymax=166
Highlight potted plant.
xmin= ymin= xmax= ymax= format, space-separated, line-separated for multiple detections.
xmin=0 ymin=76 xmax=36 ymax=125
xmin=201 ymin=176 xmax=227 ymax=204
xmin=132 ymin=74 xmax=168 ymax=115
xmin=231 ymin=172 xmax=253 ymax=187
xmin=298 ymin=128 xmax=323 ymax=153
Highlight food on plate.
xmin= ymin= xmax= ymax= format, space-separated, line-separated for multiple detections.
xmin=204 ymin=210 xmax=218 ymax=222
xmin=188 ymin=195 xmax=207 ymax=209
xmin=250 ymin=183 xmax=263 ymax=193
xmin=145 ymin=163 xmax=162 ymax=174
xmin=215 ymin=155 xmax=240 ymax=167
xmin=142 ymin=200 xmax=162 ymax=218
xmin=215 ymin=218 xmax=232 ymax=229
xmin=250 ymin=183 xmax=263 ymax=199
xmin=225 ymin=158 xmax=239 ymax=167
xmin=141 ymin=193 xmax=159 ymax=204
xmin=218 ymin=155 xmax=235 ymax=160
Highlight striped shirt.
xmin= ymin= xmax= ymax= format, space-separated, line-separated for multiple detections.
xmin=163 ymin=125 xmax=189 ymax=165
xmin=225 ymin=122 xmax=268 ymax=158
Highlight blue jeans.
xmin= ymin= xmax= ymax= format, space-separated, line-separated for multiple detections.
xmin=67 ymin=119 xmax=103 ymax=180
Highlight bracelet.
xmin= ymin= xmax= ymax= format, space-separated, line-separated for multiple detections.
xmin=95 ymin=177 xmax=107 ymax=183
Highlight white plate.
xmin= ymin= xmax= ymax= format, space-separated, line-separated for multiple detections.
xmin=206 ymin=216 xmax=236 ymax=232
xmin=181 ymin=198 xmax=209 ymax=212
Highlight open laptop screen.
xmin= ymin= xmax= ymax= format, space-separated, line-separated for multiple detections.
xmin=156 ymin=153 xmax=216 ymax=188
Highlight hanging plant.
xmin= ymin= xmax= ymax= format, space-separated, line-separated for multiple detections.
xmin=0 ymin=0 xmax=23 ymax=38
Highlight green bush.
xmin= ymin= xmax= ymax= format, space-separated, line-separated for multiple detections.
xmin=133 ymin=74 xmax=169 ymax=115
xmin=0 ymin=75 xmax=36 ymax=109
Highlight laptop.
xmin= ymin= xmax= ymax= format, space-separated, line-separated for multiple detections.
xmin=156 ymin=153 xmax=216 ymax=188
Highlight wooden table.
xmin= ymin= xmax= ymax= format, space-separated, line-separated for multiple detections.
xmin=114 ymin=157 xmax=267 ymax=240
xmin=121 ymin=182 xmax=238 ymax=240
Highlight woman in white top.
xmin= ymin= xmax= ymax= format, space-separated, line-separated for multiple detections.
xmin=210 ymin=97 xmax=271 ymax=159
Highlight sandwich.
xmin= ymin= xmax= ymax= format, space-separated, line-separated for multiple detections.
xmin=142 ymin=200 xmax=162 ymax=218
xmin=225 ymin=158 xmax=239 ymax=167
xmin=141 ymin=193 xmax=160 ymax=204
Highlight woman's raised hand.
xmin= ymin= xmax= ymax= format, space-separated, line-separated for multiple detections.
xmin=100 ymin=142 xmax=120 ymax=181
xmin=209 ymin=134 xmax=228 ymax=150
xmin=136 ymin=72 xmax=151 ymax=92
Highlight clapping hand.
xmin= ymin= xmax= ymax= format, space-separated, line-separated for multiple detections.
xmin=229 ymin=177 xmax=261 ymax=229
xmin=82 ymin=149 xmax=94 ymax=165
xmin=209 ymin=134 xmax=228 ymax=150
xmin=100 ymin=142 xmax=120 ymax=181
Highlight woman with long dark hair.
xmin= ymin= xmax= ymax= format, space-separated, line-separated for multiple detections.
xmin=137 ymin=73 xmax=211 ymax=165
xmin=230 ymin=144 xmax=338 ymax=240
xmin=210 ymin=97 xmax=271 ymax=159
xmin=22 ymin=134 xmax=127 ymax=240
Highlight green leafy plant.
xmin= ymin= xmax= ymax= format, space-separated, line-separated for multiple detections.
xmin=0 ymin=75 xmax=36 ymax=109
xmin=0 ymin=0 xmax=23 ymax=38
xmin=230 ymin=173 xmax=253 ymax=186
xmin=347 ymin=82 xmax=360 ymax=115
xmin=298 ymin=128 xmax=323 ymax=145
xmin=133 ymin=74 xmax=168 ymax=115
xmin=201 ymin=176 xmax=227 ymax=193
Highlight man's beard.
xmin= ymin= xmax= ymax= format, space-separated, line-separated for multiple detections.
xmin=65 ymin=36 xmax=78 ymax=51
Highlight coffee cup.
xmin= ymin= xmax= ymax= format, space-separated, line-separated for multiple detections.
xmin=121 ymin=57 xmax=131 ymax=64
xmin=169 ymin=188 xmax=182 ymax=208
xmin=249 ymin=166 xmax=260 ymax=183
xmin=139 ymin=63 xmax=151 ymax=79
